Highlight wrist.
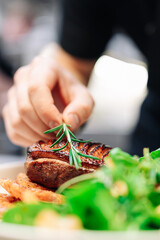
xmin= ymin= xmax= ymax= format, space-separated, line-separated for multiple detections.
xmin=40 ymin=43 xmax=95 ymax=86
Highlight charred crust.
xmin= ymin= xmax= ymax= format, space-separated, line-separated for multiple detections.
xmin=27 ymin=139 xmax=111 ymax=166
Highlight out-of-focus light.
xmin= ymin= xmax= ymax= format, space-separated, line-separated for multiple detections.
xmin=86 ymin=55 xmax=148 ymax=134
xmin=94 ymin=55 xmax=148 ymax=98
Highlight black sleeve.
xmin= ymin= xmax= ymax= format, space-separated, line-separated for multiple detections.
xmin=58 ymin=0 xmax=114 ymax=60
xmin=0 ymin=52 xmax=13 ymax=78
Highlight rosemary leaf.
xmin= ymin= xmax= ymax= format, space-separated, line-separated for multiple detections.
xmin=69 ymin=149 xmax=73 ymax=166
xmin=71 ymin=138 xmax=92 ymax=143
xmin=64 ymin=125 xmax=71 ymax=143
xmin=77 ymin=151 xmax=101 ymax=161
xmin=72 ymin=149 xmax=79 ymax=169
xmin=56 ymin=127 xmax=63 ymax=137
xmin=44 ymin=124 xmax=63 ymax=134
xmin=68 ymin=129 xmax=76 ymax=139
xmin=50 ymin=132 xmax=65 ymax=148
xmin=52 ymin=141 xmax=68 ymax=152
xmin=75 ymin=151 xmax=82 ymax=167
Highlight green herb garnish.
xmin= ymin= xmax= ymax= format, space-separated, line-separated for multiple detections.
xmin=44 ymin=123 xmax=100 ymax=169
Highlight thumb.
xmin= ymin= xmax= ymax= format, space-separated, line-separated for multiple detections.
xmin=63 ymin=86 xmax=94 ymax=131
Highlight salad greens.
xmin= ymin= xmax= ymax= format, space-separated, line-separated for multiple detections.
xmin=3 ymin=147 xmax=160 ymax=230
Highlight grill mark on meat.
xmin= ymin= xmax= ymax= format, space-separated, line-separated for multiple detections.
xmin=28 ymin=139 xmax=111 ymax=167
xmin=90 ymin=144 xmax=102 ymax=155
xmin=81 ymin=142 xmax=93 ymax=155
xmin=86 ymin=143 xmax=99 ymax=155
xmin=103 ymin=152 xmax=111 ymax=159
xmin=102 ymin=146 xmax=111 ymax=157
xmin=77 ymin=142 xmax=84 ymax=151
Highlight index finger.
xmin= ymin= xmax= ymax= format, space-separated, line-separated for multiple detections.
xmin=28 ymin=57 xmax=62 ymax=128
xmin=63 ymin=84 xmax=94 ymax=131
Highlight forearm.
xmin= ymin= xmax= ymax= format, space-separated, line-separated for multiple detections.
xmin=40 ymin=43 xmax=95 ymax=86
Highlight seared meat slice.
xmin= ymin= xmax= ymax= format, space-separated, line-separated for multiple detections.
xmin=28 ymin=140 xmax=111 ymax=167
xmin=25 ymin=139 xmax=111 ymax=189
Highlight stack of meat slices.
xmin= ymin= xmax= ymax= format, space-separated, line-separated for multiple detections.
xmin=25 ymin=139 xmax=112 ymax=189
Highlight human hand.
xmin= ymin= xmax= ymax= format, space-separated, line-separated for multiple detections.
xmin=2 ymin=56 xmax=94 ymax=147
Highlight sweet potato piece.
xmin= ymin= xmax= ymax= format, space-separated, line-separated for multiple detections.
xmin=0 ymin=178 xmax=64 ymax=204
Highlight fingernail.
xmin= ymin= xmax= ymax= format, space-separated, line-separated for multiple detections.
xmin=49 ymin=121 xmax=58 ymax=129
xmin=67 ymin=113 xmax=79 ymax=130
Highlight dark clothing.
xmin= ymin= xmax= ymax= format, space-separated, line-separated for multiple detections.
xmin=0 ymin=51 xmax=13 ymax=78
xmin=59 ymin=0 xmax=160 ymax=155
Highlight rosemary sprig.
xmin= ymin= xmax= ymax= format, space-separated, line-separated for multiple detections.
xmin=44 ymin=123 xmax=100 ymax=169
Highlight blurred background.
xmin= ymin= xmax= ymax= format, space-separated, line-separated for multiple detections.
xmin=0 ymin=0 xmax=61 ymax=157
xmin=0 ymin=0 xmax=148 ymax=160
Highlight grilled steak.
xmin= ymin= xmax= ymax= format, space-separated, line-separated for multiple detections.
xmin=25 ymin=139 xmax=111 ymax=189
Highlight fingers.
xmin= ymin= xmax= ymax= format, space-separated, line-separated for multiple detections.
xmin=27 ymin=57 xmax=62 ymax=128
xmin=14 ymin=66 xmax=52 ymax=139
xmin=62 ymin=83 xmax=94 ymax=131
xmin=3 ymin=105 xmax=32 ymax=147
xmin=2 ymin=56 xmax=64 ymax=147
xmin=3 ymin=87 xmax=50 ymax=147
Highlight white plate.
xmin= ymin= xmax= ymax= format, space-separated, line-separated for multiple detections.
xmin=0 ymin=162 xmax=160 ymax=240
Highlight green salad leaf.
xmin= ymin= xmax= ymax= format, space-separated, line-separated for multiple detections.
xmin=3 ymin=202 xmax=55 ymax=225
